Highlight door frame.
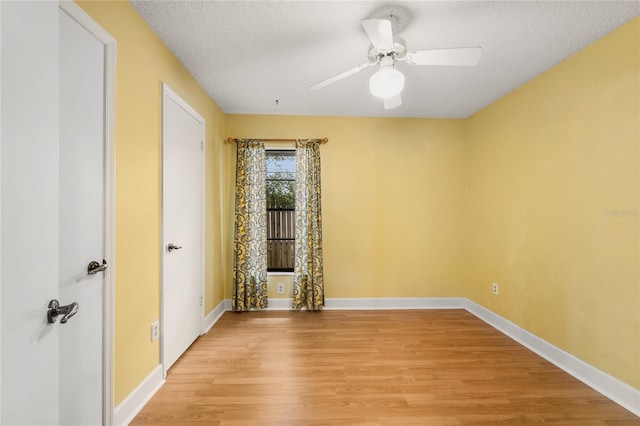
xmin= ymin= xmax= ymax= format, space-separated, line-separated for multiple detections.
xmin=58 ymin=2 xmax=116 ymax=424
xmin=160 ymin=83 xmax=206 ymax=378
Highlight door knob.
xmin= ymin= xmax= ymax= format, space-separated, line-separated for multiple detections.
xmin=167 ymin=243 xmax=182 ymax=252
xmin=87 ymin=259 xmax=108 ymax=275
xmin=47 ymin=299 xmax=79 ymax=324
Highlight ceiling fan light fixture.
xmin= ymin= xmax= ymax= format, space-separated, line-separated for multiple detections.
xmin=369 ymin=63 xmax=405 ymax=99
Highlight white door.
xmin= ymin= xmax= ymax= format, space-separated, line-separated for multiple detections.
xmin=162 ymin=85 xmax=204 ymax=374
xmin=0 ymin=2 xmax=114 ymax=424
xmin=59 ymin=7 xmax=107 ymax=425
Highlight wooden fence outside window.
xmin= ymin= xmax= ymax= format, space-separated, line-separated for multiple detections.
xmin=267 ymin=208 xmax=294 ymax=271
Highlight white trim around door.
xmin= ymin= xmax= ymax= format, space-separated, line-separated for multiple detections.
xmin=58 ymin=2 xmax=116 ymax=424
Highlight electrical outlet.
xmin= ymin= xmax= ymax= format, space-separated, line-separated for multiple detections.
xmin=277 ymin=283 xmax=285 ymax=294
xmin=151 ymin=320 xmax=159 ymax=341
xmin=492 ymin=283 xmax=499 ymax=295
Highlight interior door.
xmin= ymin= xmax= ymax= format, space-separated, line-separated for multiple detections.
xmin=59 ymin=7 xmax=105 ymax=425
xmin=1 ymin=2 xmax=111 ymax=424
xmin=162 ymin=85 xmax=204 ymax=374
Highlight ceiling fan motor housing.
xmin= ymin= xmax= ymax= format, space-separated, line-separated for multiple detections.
xmin=367 ymin=37 xmax=407 ymax=64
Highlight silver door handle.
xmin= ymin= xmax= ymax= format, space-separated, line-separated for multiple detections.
xmin=167 ymin=243 xmax=182 ymax=252
xmin=47 ymin=299 xmax=79 ymax=324
xmin=87 ymin=259 xmax=108 ymax=275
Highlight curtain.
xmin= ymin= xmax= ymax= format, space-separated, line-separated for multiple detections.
xmin=232 ymin=140 xmax=268 ymax=311
xmin=293 ymin=139 xmax=325 ymax=310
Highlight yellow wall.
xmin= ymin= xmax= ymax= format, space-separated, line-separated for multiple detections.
xmin=78 ymin=1 xmax=227 ymax=404
xmin=226 ymin=116 xmax=467 ymax=299
xmin=465 ymin=18 xmax=639 ymax=388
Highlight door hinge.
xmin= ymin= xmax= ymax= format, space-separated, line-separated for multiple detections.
xmin=201 ymin=140 xmax=204 ymax=151
xmin=200 ymin=295 xmax=203 ymax=306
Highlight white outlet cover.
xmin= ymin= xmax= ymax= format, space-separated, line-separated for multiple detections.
xmin=151 ymin=321 xmax=160 ymax=341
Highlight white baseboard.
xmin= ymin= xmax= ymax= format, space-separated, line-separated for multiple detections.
xmin=325 ymin=297 xmax=465 ymax=310
xmin=223 ymin=298 xmax=293 ymax=310
xmin=226 ymin=297 xmax=465 ymax=311
xmin=113 ymin=364 xmax=164 ymax=426
xmin=202 ymin=299 xmax=227 ymax=334
xmin=222 ymin=297 xmax=465 ymax=311
xmin=464 ymin=298 xmax=640 ymax=417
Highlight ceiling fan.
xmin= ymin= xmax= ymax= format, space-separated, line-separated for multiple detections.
xmin=310 ymin=17 xmax=482 ymax=110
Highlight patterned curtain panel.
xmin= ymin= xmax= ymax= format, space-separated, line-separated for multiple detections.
xmin=293 ymin=140 xmax=325 ymax=310
xmin=233 ymin=140 xmax=268 ymax=311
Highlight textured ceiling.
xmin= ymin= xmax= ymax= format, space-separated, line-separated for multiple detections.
xmin=130 ymin=1 xmax=639 ymax=118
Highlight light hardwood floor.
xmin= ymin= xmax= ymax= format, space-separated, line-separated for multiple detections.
xmin=132 ymin=310 xmax=639 ymax=425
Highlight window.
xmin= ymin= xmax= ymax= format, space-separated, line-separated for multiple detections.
xmin=266 ymin=150 xmax=295 ymax=272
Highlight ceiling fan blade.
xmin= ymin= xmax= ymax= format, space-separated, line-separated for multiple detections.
xmin=406 ymin=47 xmax=482 ymax=66
xmin=310 ymin=63 xmax=371 ymax=91
xmin=384 ymin=93 xmax=402 ymax=110
xmin=361 ymin=18 xmax=394 ymax=50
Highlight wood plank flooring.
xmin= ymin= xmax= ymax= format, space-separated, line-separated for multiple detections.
xmin=131 ymin=310 xmax=640 ymax=425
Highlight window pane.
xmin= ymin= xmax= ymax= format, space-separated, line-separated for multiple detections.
xmin=266 ymin=150 xmax=295 ymax=271
xmin=266 ymin=150 xmax=295 ymax=209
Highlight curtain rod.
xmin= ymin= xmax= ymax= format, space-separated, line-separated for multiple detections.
xmin=225 ymin=137 xmax=328 ymax=144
